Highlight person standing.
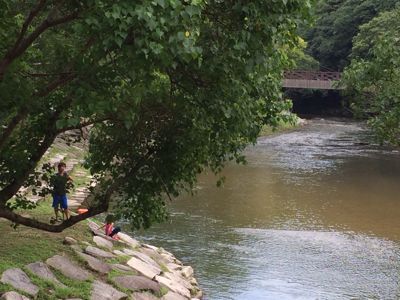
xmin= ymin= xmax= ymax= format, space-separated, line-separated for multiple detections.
xmin=50 ymin=161 xmax=72 ymax=222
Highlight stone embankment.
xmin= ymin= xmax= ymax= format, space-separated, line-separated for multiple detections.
xmin=0 ymin=221 xmax=203 ymax=300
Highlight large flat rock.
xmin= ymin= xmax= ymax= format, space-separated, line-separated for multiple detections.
xmin=166 ymin=263 xmax=182 ymax=271
xmin=88 ymin=220 xmax=101 ymax=232
xmin=127 ymin=257 xmax=161 ymax=279
xmin=161 ymin=291 xmax=187 ymax=300
xmin=46 ymin=255 xmax=90 ymax=281
xmin=26 ymin=261 xmax=65 ymax=287
xmin=111 ymin=264 xmax=135 ymax=273
xmin=139 ymin=248 xmax=168 ymax=265
xmin=180 ymin=266 xmax=193 ymax=279
xmin=0 ymin=291 xmax=30 ymax=300
xmin=155 ymin=275 xmax=190 ymax=298
xmin=90 ymin=280 xmax=127 ymax=300
xmin=85 ymin=246 xmax=115 ymax=258
xmin=163 ymin=272 xmax=192 ymax=290
xmin=131 ymin=292 xmax=159 ymax=300
xmin=118 ymin=233 xmax=140 ymax=248
xmin=63 ymin=237 xmax=78 ymax=245
xmin=0 ymin=268 xmax=39 ymax=296
xmin=113 ymin=275 xmax=161 ymax=293
xmin=93 ymin=236 xmax=113 ymax=250
xmin=113 ymin=250 xmax=127 ymax=256
xmin=123 ymin=250 xmax=160 ymax=269
xmin=77 ymin=252 xmax=111 ymax=274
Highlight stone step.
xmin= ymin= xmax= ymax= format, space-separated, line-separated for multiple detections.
xmin=0 ymin=291 xmax=30 ymax=300
xmin=0 ymin=268 xmax=39 ymax=297
xmin=26 ymin=261 xmax=66 ymax=288
xmin=112 ymin=275 xmax=161 ymax=294
xmin=90 ymin=280 xmax=127 ymax=300
xmin=46 ymin=255 xmax=90 ymax=281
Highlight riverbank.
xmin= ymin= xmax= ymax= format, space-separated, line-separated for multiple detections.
xmin=0 ymin=138 xmax=203 ymax=300
xmin=258 ymin=113 xmax=306 ymax=137
xmin=0 ymin=205 xmax=202 ymax=300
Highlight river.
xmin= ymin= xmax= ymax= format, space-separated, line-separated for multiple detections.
xmin=133 ymin=119 xmax=400 ymax=300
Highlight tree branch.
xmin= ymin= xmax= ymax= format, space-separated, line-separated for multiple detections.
xmin=0 ymin=8 xmax=79 ymax=79
xmin=0 ymin=202 xmax=108 ymax=232
xmin=12 ymin=0 xmax=47 ymax=52
xmin=0 ymin=98 xmax=73 ymax=204
xmin=56 ymin=116 xmax=112 ymax=134
xmin=35 ymin=73 xmax=76 ymax=97
xmin=0 ymin=108 xmax=28 ymax=149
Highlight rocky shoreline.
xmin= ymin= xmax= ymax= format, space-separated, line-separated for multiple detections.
xmin=0 ymin=221 xmax=203 ymax=300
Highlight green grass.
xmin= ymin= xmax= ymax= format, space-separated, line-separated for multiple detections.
xmin=24 ymin=267 xmax=93 ymax=300
xmin=0 ymin=198 xmax=93 ymax=274
xmin=69 ymin=164 xmax=91 ymax=188
xmin=0 ymin=197 xmax=96 ymax=299
xmin=106 ymin=254 xmax=131 ymax=265
xmin=259 ymin=114 xmax=303 ymax=137
xmin=158 ymin=261 xmax=170 ymax=274
xmin=158 ymin=286 xmax=170 ymax=297
xmin=105 ymin=268 xmax=136 ymax=295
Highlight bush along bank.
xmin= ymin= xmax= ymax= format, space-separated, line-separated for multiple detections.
xmin=0 ymin=220 xmax=203 ymax=300
xmin=259 ymin=113 xmax=306 ymax=137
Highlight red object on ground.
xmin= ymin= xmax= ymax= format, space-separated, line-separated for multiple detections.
xmin=77 ymin=208 xmax=88 ymax=214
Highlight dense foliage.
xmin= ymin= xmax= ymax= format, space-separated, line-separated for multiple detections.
xmin=342 ymin=7 xmax=400 ymax=145
xmin=0 ymin=0 xmax=313 ymax=231
xmin=304 ymin=0 xmax=398 ymax=70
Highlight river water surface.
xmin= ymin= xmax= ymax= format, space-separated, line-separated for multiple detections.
xmin=134 ymin=119 xmax=400 ymax=300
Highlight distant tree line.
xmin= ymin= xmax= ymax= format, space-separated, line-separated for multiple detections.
xmin=297 ymin=0 xmax=400 ymax=145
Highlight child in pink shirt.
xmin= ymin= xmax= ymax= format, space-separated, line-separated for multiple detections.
xmin=100 ymin=215 xmax=121 ymax=239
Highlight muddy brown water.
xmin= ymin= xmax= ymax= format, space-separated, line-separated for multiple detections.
xmin=133 ymin=119 xmax=400 ymax=300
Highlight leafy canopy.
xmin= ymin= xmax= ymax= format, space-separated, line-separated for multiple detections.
xmin=0 ymin=0 xmax=314 ymax=231
xmin=304 ymin=0 xmax=398 ymax=70
xmin=342 ymin=7 xmax=400 ymax=145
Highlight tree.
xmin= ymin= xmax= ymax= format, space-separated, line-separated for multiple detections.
xmin=0 ymin=1 xmax=314 ymax=232
xmin=342 ymin=7 xmax=400 ymax=145
xmin=305 ymin=0 xmax=398 ymax=70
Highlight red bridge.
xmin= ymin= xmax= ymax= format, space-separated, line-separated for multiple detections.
xmin=283 ymin=71 xmax=343 ymax=90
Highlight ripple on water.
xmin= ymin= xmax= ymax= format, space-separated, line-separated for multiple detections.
xmin=232 ymin=228 xmax=400 ymax=300
xmin=253 ymin=120 xmax=398 ymax=176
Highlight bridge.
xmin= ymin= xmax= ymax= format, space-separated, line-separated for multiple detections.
xmin=283 ymin=70 xmax=343 ymax=90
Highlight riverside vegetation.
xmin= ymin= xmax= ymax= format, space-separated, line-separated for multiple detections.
xmin=0 ymin=139 xmax=202 ymax=300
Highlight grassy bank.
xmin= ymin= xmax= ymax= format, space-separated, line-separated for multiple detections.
xmin=0 ymin=199 xmax=93 ymax=275
xmin=0 ymin=197 xmax=96 ymax=298
xmin=0 ymin=138 xmax=94 ymax=275
xmin=259 ymin=113 xmax=304 ymax=137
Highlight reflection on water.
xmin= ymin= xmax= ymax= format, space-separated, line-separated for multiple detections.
xmin=133 ymin=119 xmax=400 ymax=299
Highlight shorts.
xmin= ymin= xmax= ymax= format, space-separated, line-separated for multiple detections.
xmin=52 ymin=194 xmax=68 ymax=209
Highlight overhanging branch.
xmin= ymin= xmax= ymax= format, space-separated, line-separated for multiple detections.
xmin=0 ymin=204 xmax=108 ymax=232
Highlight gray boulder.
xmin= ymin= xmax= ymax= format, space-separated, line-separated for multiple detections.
xmin=127 ymin=257 xmax=161 ymax=279
xmin=0 ymin=291 xmax=30 ymax=300
xmin=155 ymin=275 xmax=190 ymax=298
xmin=85 ymin=246 xmax=115 ymax=259
xmin=90 ymin=280 xmax=127 ymax=300
xmin=46 ymin=255 xmax=90 ymax=281
xmin=63 ymin=237 xmax=78 ymax=245
xmin=181 ymin=266 xmax=193 ymax=279
xmin=26 ymin=261 xmax=65 ymax=287
xmin=113 ymin=275 xmax=161 ymax=293
xmin=123 ymin=250 xmax=160 ymax=270
xmin=0 ymin=268 xmax=39 ymax=296
xmin=118 ymin=233 xmax=140 ymax=248
xmin=93 ymin=236 xmax=113 ymax=250
xmin=111 ymin=264 xmax=135 ymax=273
xmin=77 ymin=252 xmax=111 ymax=274
xmin=161 ymin=291 xmax=187 ymax=300
xmin=131 ymin=292 xmax=159 ymax=300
